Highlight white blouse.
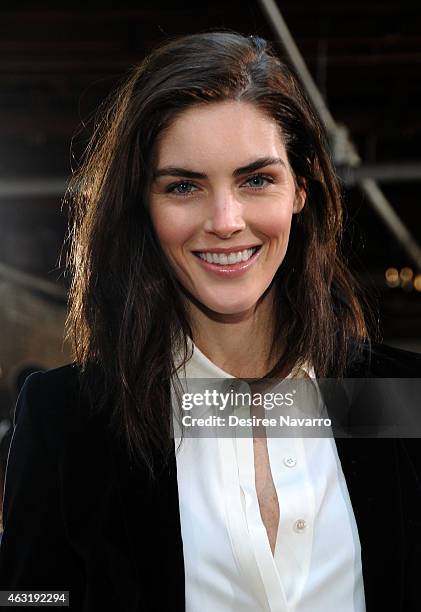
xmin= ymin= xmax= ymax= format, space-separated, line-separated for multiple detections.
xmin=172 ymin=337 xmax=366 ymax=612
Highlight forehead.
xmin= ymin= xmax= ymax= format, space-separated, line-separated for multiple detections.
xmin=155 ymin=100 xmax=287 ymax=167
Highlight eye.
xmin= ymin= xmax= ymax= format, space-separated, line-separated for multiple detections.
xmin=243 ymin=173 xmax=274 ymax=190
xmin=166 ymin=181 xmax=198 ymax=197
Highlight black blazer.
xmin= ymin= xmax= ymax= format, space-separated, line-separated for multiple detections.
xmin=1 ymin=341 xmax=421 ymax=611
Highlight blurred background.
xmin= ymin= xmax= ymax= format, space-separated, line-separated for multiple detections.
xmin=0 ymin=1 xmax=420 ymax=500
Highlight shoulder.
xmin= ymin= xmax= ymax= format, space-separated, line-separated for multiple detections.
xmin=346 ymin=339 xmax=421 ymax=377
xmin=12 ymin=362 xmax=104 ymax=452
xmin=19 ymin=362 xmax=83 ymax=399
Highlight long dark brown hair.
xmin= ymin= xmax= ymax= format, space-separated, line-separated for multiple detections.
xmin=65 ymin=30 xmax=378 ymax=477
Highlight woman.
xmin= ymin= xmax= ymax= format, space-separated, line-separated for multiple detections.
xmin=0 ymin=31 xmax=420 ymax=612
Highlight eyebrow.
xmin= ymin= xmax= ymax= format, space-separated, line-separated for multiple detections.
xmin=153 ymin=156 xmax=286 ymax=180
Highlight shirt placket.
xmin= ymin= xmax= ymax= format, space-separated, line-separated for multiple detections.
xmin=268 ymin=434 xmax=315 ymax=609
xmin=231 ymin=386 xmax=290 ymax=612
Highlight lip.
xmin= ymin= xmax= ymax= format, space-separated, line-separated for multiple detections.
xmin=192 ymin=244 xmax=262 ymax=254
xmin=193 ymin=245 xmax=263 ymax=278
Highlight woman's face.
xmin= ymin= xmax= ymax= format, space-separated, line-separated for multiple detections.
xmin=148 ymin=100 xmax=305 ymax=317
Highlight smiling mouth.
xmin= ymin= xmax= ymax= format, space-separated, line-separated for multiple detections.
xmin=192 ymin=245 xmax=262 ymax=265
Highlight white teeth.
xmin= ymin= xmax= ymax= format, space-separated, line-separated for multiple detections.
xmin=197 ymin=247 xmax=258 ymax=265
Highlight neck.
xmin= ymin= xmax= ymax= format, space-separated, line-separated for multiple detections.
xmin=185 ymin=286 xmax=283 ymax=379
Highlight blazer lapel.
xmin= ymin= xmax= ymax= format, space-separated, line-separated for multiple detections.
xmin=110 ymin=438 xmax=185 ymax=611
xmin=319 ymin=374 xmax=405 ymax=611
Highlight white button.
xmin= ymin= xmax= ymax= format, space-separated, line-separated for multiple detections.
xmin=293 ymin=518 xmax=307 ymax=532
xmin=283 ymin=456 xmax=297 ymax=468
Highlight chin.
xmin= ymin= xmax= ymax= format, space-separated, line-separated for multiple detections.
xmin=200 ymin=296 xmax=260 ymax=316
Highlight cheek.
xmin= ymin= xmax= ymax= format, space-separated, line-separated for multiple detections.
xmin=257 ymin=201 xmax=295 ymax=238
xmin=150 ymin=206 xmax=194 ymax=252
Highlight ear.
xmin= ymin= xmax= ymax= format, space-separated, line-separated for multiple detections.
xmin=293 ymin=180 xmax=306 ymax=214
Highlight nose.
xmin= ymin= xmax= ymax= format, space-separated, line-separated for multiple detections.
xmin=203 ymin=190 xmax=246 ymax=238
